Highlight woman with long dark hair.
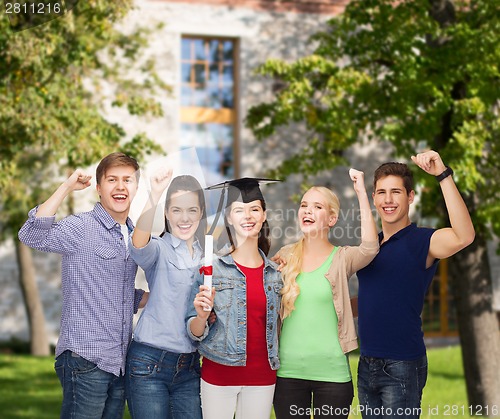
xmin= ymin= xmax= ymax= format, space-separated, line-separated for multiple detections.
xmin=126 ymin=171 xmax=206 ymax=419
xmin=186 ymin=178 xmax=282 ymax=419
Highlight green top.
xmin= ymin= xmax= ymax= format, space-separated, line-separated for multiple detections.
xmin=277 ymin=247 xmax=351 ymax=382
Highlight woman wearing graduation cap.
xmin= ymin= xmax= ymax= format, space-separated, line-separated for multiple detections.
xmin=272 ymin=169 xmax=379 ymax=419
xmin=125 ymin=170 xmax=206 ymax=419
xmin=186 ymin=177 xmax=283 ymax=419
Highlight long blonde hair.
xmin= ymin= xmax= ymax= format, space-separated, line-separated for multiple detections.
xmin=280 ymin=186 xmax=340 ymax=320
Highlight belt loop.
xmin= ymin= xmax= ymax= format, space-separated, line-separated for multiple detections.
xmin=159 ymin=349 xmax=168 ymax=364
xmin=189 ymin=352 xmax=194 ymax=369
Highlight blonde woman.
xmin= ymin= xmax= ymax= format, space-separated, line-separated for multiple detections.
xmin=273 ymin=169 xmax=379 ymax=419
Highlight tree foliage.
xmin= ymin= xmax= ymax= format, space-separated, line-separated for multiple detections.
xmin=247 ymin=0 xmax=499 ymax=235
xmin=247 ymin=0 xmax=500 ymax=408
xmin=0 ymin=1 xmax=167 ymax=356
xmin=0 ymin=0 xmax=166 ymax=237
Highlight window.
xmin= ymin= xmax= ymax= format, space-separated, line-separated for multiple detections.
xmin=180 ymin=37 xmax=238 ymax=185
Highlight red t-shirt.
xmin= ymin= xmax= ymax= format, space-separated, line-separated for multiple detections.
xmin=201 ymin=262 xmax=277 ymax=386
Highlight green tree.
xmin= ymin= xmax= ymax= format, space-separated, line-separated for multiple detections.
xmin=247 ymin=0 xmax=500 ymax=410
xmin=0 ymin=1 xmax=165 ymax=355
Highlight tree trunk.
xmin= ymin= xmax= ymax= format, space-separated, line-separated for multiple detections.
xmin=449 ymin=232 xmax=500 ymax=414
xmin=15 ymin=240 xmax=50 ymax=356
xmin=427 ymin=1 xmax=500 ymax=412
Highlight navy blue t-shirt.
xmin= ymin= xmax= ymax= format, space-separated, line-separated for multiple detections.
xmin=357 ymin=223 xmax=438 ymax=360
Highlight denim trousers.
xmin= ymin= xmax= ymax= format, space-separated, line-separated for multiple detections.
xmin=55 ymin=350 xmax=125 ymax=419
xmin=273 ymin=377 xmax=354 ymax=419
xmin=125 ymin=340 xmax=202 ymax=419
xmin=357 ymin=355 xmax=428 ymax=419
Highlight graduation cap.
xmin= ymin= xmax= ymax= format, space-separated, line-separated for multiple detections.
xmin=206 ymin=177 xmax=281 ymax=235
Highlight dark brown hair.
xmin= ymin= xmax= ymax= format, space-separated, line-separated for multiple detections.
xmin=96 ymin=153 xmax=140 ymax=185
xmin=373 ymin=162 xmax=414 ymax=195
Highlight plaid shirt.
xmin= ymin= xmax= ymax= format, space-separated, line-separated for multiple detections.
xmin=18 ymin=202 xmax=143 ymax=376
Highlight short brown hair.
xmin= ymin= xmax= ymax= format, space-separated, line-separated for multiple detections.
xmin=373 ymin=162 xmax=414 ymax=195
xmin=96 ymin=152 xmax=140 ymax=185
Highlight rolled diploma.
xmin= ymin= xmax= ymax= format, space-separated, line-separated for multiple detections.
xmin=203 ymin=235 xmax=213 ymax=311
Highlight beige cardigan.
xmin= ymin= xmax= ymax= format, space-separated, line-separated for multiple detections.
xmin=278 ymin=240 xmax=379 ymax=354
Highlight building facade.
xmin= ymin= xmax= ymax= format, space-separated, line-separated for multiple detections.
xmin=0 ymin=0 xmax=498 ymax=346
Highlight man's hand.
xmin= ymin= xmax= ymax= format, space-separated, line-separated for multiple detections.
xmin=63 ymin=169 xmax=92 ymax=192
xmin=411 ymin=150 xmax=446 ymax=176
xmin=412 ymin=151 xmax=475 ymax=265
xmin=35 ymin=169 xmax=92 ymax=217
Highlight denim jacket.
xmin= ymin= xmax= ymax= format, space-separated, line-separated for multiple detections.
xmin=186 ymin=250 xmax=282 ymax=370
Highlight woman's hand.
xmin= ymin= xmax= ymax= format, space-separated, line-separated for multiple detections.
xmin=271 ymin=253 xmax=287 ymax=272
xmin=193 ymin=284 xmax=215 ymax=319
xmin=150 ymin=168 xmax=173 ymax=200
xmin=349 ymin=168 xmax=366 ymax=195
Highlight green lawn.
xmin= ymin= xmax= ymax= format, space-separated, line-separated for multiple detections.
xmin=0 ymin=346 xmax=474 ymax=418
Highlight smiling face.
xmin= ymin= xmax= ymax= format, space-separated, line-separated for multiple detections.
xmin=373 ymin=175 xmax=414 ymax=229
xmin=166 ymin=190 xmax=202 ymax=245
xmin=298 ymin=188 xmax=337 ymax=238
xmin=226 ymin=199 xmax=267 ymax=244
xmin=96 ymin=165 xmax=138 ymax=224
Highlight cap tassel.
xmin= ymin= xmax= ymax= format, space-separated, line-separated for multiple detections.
xmin=207 ymin=185 xmax=226 ymax=235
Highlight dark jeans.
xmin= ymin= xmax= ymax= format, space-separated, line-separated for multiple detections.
xmin=357 ymin=355 xmax=428 ymax=419
xmin=125 ymin=340 xmax=202 ymax=419
xmin=273 ymin=377 xmax=354 ymax=418
xmin=55 ymin=350 xmax=125 ymax=419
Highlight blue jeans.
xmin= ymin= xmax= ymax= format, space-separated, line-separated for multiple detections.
xmin=125 ymin=340 xmax=202 ymax=419
xmin=357 ymin=355 xmax=427 ymax=419
xmin=55 ymin=350 xmax=125 ymax=419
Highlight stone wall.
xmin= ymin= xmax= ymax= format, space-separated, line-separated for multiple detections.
xmin=1 ymin=0 xmax=497 ymax=346
xmin=0 ymin=241 xmax=61 ymax=344
xmin=0 ymin=0 xmax=350 ymax=345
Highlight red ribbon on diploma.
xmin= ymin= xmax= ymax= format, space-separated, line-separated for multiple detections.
xmin=199 ymin=266 xmax=213 ymax=275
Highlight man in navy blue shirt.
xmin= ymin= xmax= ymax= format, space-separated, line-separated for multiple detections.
xmin=356 ymin=150 xmax=475 ymax=418
xmin=19 ymin=152 xmax=148 ymax=419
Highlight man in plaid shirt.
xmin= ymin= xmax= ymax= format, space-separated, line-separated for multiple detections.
xmin=19 ymin=152 xmax=148 ymax=419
